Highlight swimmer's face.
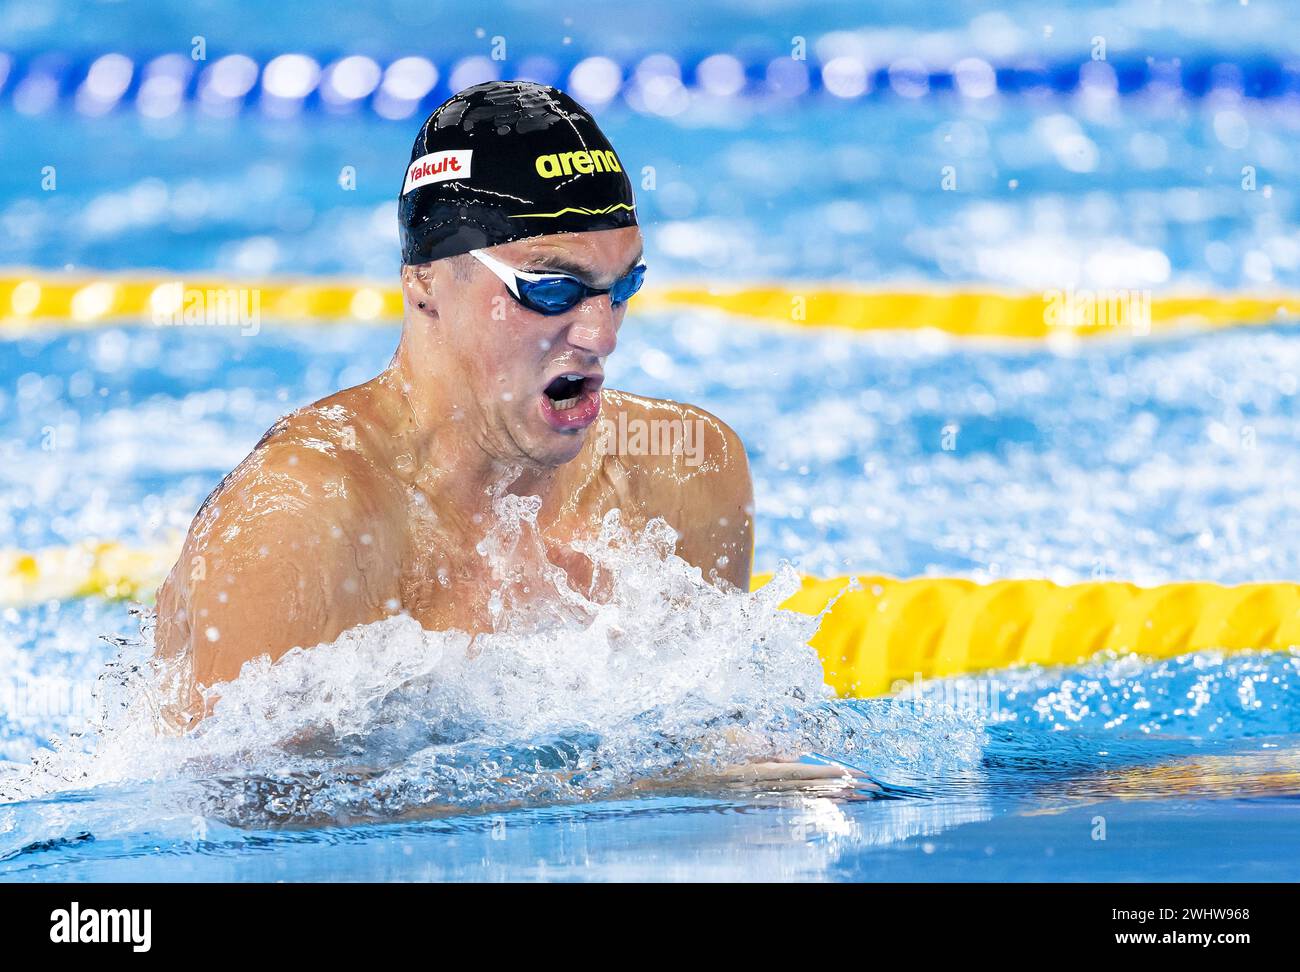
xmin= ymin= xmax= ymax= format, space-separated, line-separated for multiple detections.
xmin=431 ymin=226 xmax=643 ymax=467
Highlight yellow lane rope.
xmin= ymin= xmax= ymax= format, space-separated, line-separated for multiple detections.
xmin=2 ymin=541 xmax=179 ymax=605
xmin=4 ymin=542 xmax=1295 ymax=696
xmin=763 ymin=573 xmax=1300 ymax=696
xmin=648 ymin=286 xmax=1300 ymax=339
xmin=3 ymin=271 xmax=1299 ymax=338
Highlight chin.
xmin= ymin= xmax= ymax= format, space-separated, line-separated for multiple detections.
xmin=524 ymin=382 xmax=603 ymax=465
xmin=531 ymin=426 xmax=589 ymax=466
xmin=502 ymin=410 xmax=588 ymax=468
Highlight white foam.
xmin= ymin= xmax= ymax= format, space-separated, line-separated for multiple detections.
xmin=1 ymin=492 xmax=986 ymax=831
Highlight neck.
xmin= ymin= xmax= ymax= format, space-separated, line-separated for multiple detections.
xmin=381 ymin=334 xmax=585 ymax=524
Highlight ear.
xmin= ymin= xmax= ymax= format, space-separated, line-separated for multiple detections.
xmin=400 ymin=264 xmax=437 ymax=318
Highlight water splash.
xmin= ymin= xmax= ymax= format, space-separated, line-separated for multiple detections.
xmin=0 ymin=497 xmax=988 ymax=842
xmin=941 ymin=648 xmax=1300 ymax=739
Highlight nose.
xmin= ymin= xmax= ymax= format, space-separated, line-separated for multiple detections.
xmin=565 ymin=297 xmax=619 ymax=357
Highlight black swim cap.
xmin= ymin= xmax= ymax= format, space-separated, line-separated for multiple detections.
xmin=398 ymin=81 xmax=638 ymax=265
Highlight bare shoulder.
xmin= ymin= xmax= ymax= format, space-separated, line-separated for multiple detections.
xmin=597 ymin=388 xmax=750 ymax=483
xmin=596 ymin=389 xmax=754 ymax=589
xmin=154 ymin=384 xmax=405 ymax=680
xmin=190 ymin=386 xmax=394 ymax=543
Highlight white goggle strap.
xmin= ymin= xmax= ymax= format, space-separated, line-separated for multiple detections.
xmin=468 ymin=248 xmax=522 ymax=299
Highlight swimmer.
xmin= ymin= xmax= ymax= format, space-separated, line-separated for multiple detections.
xmin=154 ymin=81 xmax=754 ymax=714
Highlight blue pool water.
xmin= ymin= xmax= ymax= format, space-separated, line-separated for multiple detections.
xmin=4 ymin=317 xmax=1300 ymax=881
xmin=3 ymin=1 xmax=1300 ymax=880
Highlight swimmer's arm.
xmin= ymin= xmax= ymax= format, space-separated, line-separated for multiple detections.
xmin=154 ymin=447 xmax=400 ymax=692
xmin=672 ymin=411 xmax=755 ymax=591
xmin=633 ymin=760 xmax=873 ymax=795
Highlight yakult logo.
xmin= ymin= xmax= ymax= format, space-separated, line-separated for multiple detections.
xmin=403 ymin=150 xmax=472 ymax=194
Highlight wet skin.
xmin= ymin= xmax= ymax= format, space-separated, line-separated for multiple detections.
xmin=154 ymin=227 xmax=755 ymax=709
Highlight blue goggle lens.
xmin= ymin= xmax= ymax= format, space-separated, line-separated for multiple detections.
xmin=610 ymin=265 xmax=646 ymax=307
xmin=519 ymin=276 xmax=589 ymax=314
xmin=515 ymin=265 xmax=648 ymax=315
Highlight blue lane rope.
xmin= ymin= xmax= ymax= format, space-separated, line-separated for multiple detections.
xmin=0 ymin=47 xmax=1296 ymax=119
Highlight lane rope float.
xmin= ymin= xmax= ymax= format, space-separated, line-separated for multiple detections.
xmin=3 ymin=272 xmax=1299 ymax=339
xmin=2 ymin=540 xmax=178 ymax=606
xmin=4 ymin=541 xmax=1297 ymax=697
xmin=1 ymin=48 xmax=1296 ymax=122
xmin=761 ymin=573 xmax=1300 ymax=696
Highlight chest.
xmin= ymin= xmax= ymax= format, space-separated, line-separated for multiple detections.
xmin=394 ymin=477 xmax=643 ymax=634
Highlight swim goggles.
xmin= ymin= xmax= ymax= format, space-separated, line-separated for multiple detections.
xmin=469 ymin=248 xmax=647 ymax=316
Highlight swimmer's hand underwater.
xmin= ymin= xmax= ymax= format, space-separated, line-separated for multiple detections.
xmin=155 ymin=81 xmax=756 ymax=731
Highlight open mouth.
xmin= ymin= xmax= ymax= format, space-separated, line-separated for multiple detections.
xmin=543 ymin=373 xmax=588 ymax=411
xmin=539 ymin=372 xmax=602 ymax=431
